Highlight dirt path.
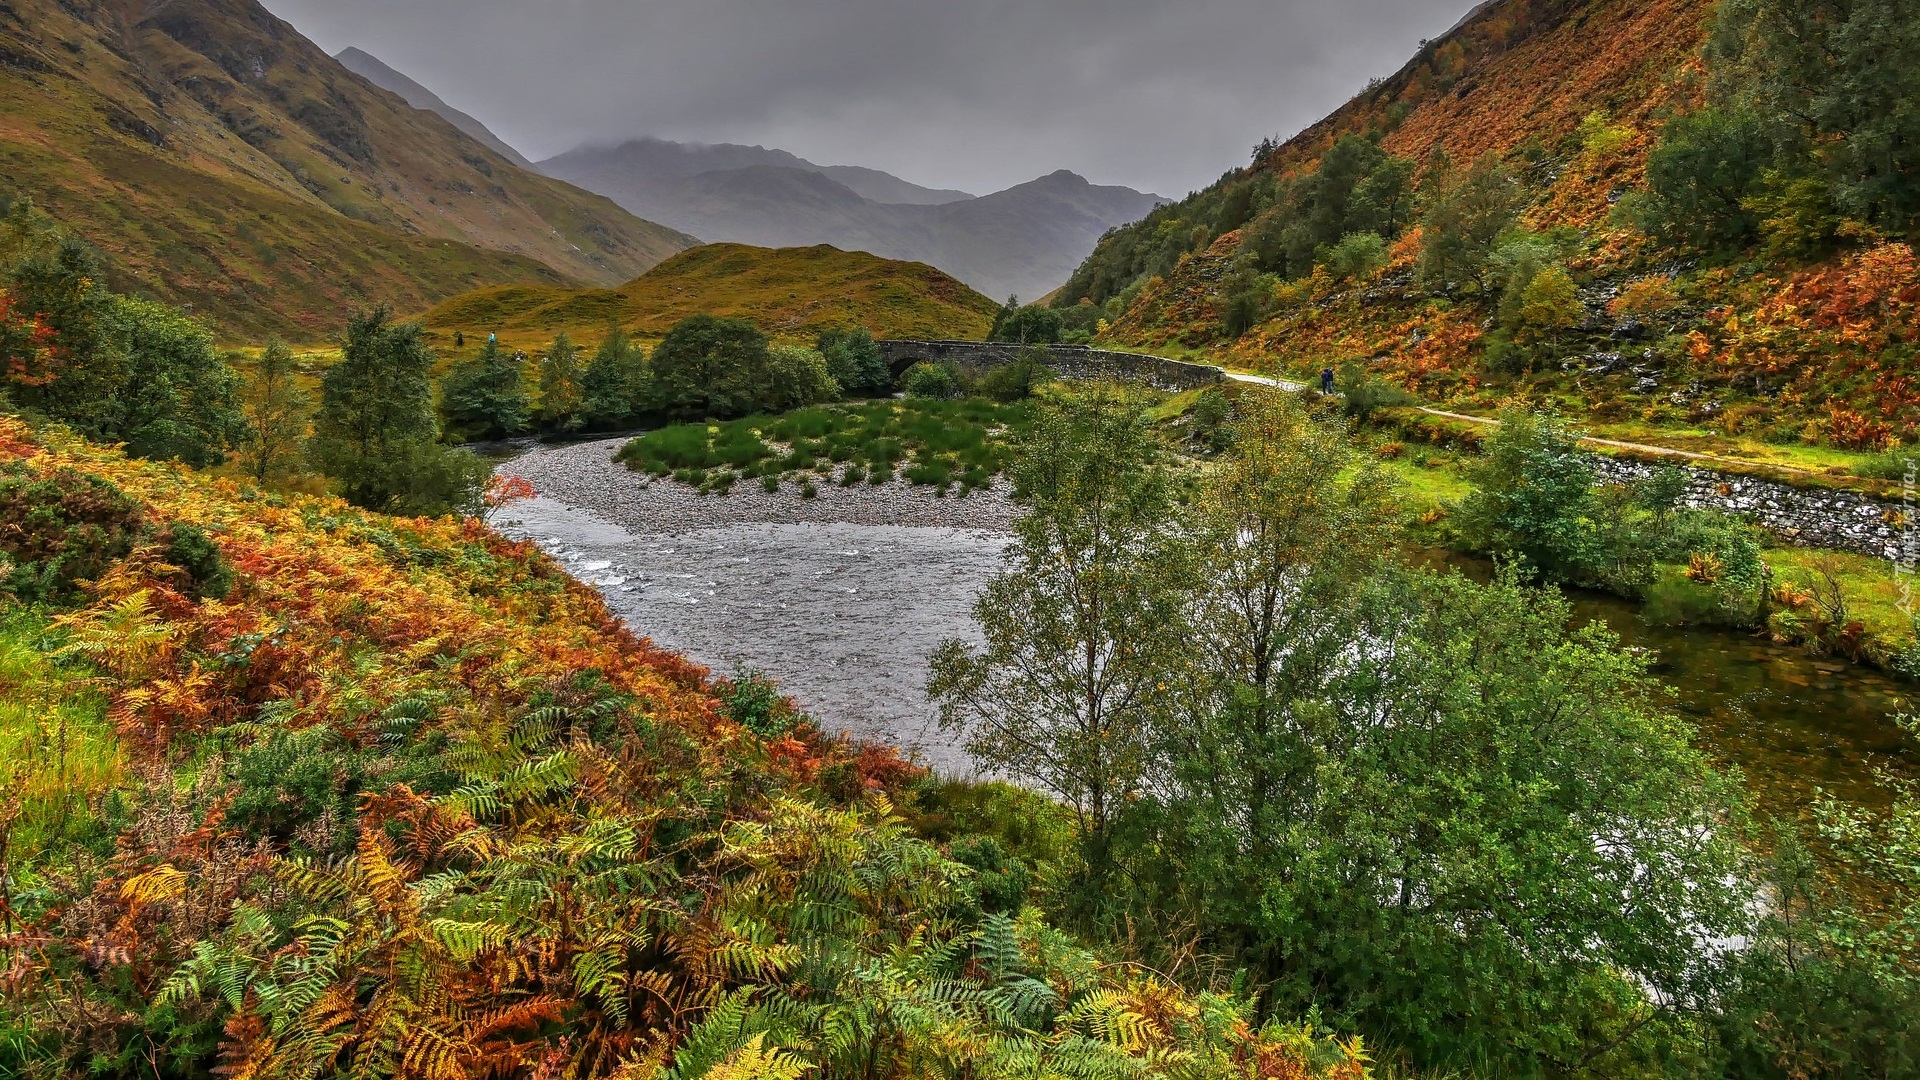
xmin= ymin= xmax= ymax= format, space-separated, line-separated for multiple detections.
xmin=1223 ymin=370 xmax=1829 ymax=480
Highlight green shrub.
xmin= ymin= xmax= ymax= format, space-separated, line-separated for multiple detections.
xmin=949 ymin=835 xmax=1033 ymax=915
xmin=977 ymin=350 xmax=1054 ymax=402
xmin=162 ymin=522 xmax=233 ymax=601
xmin=1336 ymin=359 xmax=1415 ymax=420
xmin=720 ymin=667 xmax=798 ymax=738
xmin=903 ymin=362 xmax=964 ymax=400
xmin=1854 ymin=449 xmax=1915 ymax=481
xmin=905 ymin=460 xmax=953 ymax=487
xmin=0 ymin=464 xmax=143 ymax=603
xmin=1326 ymin=231 xmax=1389 ymax=280
xmin=227 ymin=725 xmax=368 ymax=855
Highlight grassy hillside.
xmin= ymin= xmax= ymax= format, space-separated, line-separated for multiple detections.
xmin=423 ymin=243 xmax=1000 ymax=350
xmin=0 ymin=416 xmax=1364 ymax=1077
xmin=0 ymin=0 xmax=694 ymax=340
xmin=1061 ymin=0 xmax=1920 ymax=448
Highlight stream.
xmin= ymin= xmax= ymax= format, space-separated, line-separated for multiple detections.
xmin=500 ymin=489 xmax=1915 ymax=813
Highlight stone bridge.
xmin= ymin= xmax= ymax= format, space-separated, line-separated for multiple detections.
xmin=876 ymin=340 xmax=1227 ymax=393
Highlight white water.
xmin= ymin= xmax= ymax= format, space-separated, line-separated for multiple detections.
xmin=499 ymin=495 xmax=1009 ymax=774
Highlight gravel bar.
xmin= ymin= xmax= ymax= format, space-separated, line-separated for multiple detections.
xmin=501 ymin=437 xmax=1021 ymax=535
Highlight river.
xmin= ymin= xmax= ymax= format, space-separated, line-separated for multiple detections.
xmin=500 ymin=475 xmax=1914 ymax=814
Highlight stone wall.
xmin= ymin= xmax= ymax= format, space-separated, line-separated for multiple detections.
xmin=877 ymin=340 xmax=1227 ymax=393
xmin=1590 ymin=455 xmax=1911 ymax=560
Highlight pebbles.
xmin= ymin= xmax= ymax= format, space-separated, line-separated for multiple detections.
xmin=503 ymin=437 xmax=1021 ymax=535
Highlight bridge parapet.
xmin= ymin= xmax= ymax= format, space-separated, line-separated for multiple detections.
xmin=876 ymin=340 xmax=1226 ymax=393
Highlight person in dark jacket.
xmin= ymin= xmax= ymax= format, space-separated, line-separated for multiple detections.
xmin=1321 ymin=366 xmax=1336 ymax=394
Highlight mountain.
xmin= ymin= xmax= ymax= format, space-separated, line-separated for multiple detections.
xmin=0 ymin=0 xmax=694 ymax=339
xmin=421 ymin=242 xmax=1000 ymax=350
xmin=333 ymin=45 xmax=533 ymax=169
xmin=1058 ymin=0 xmax=1920 ymax=441
xmin=540 ymin=137 xmax=974 ymax=210
xmin=540 ymin=139 xmax=1165 ymax=301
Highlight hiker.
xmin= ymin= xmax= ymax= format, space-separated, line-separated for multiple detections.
xmin=1321 ymin=366 xmax=1335 ymax=394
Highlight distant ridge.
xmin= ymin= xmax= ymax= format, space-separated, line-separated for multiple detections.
xmin=543 ymin=138 xmax=1165 ymax=301
xmin=335 ymin=46 xmax=534 ymax=169
xmin=541 ymin=137 xmax=974 ymax=210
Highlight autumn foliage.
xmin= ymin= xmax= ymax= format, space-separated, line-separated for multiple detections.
xmin=0 ymin=417 xmax=1365 ymax=1079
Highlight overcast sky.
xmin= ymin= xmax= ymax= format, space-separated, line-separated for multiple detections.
xmin=263 ymin=0 xmax=1474 ymax=198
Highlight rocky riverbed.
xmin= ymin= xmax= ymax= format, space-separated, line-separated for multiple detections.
xmin=496 ymin=439 xmax=1017 ymax=773
xmin=502 ymin=437 xmax=1022 ymax=534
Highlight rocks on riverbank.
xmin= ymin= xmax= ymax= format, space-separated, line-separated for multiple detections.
xmin=1589 ymin=456 xmax=1909 ymax=560
xmin=502 ymin=438 xmax=1021 ymax=535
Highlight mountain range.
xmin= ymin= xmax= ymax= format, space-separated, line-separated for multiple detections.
xmin=330 ymin=48 xmax=1170 ymax=304
xmin=538 ymin=139 xmax=1167 ymax=303
xmin=0 ymin=0 xmax=694 ymax=338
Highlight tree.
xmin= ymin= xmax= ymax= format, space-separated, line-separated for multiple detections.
xmin=1417 ymin=152 xmax=1527 ymax=293
xmin=817 ymin=327 xmax=891 ymax=397
xmin=1515 ymin=264 xmax=1584 ymax=349
xmin=1709 ymin=0 xmax=1920 ymax=236
xmin=238 ymin=341 xmax=310 ymax=484
xmin=1220 ymin=264 xmax=1275 ymax=338
xmin=647 ymin=314 xmax=768 ymax=422
xmin=1325 ymin=231 xmax=1388 ymax=281
xmin=311 ymin=309 xmax=482 ymax=516
xmin=536 ymin=332 xmax=582 ymax=431
xmin=1135 ymin=564 xmax=1748 ymax=1074
xmin=1 ymin=213 xmax=243 ymax=467
xmin=95 ymin=296 xmax=247 ymax=467
xmin=1627 ymin=106 xmax=1772 ymax=250
xmin=928 ymin=385 xmax=1189 ymax=881
xmin=761 ymin=344 xmax=839 ymax=413
xmin=1163 ymin=391 xmax=1396 ymax=869
xmin=577 ymin=327 xmax=645 ymax=431
xmin=440 ymin=339 xmax=529 ymax=439
xmin=1455 ymin=409 xmax=1676 ymax=591
xmin=1711 ymin=717 xmax=1920 ymax=1077
xmin=988 ymin=302 xmax=1063 ymax=345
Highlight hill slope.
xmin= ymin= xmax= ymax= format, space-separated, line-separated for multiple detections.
xmin=1060 ymin=0 xmax=1919 ymax=444
xmin=333 ymin=45 xmax=534 ymax=169
xmin=423 ymin=242 xmax=1001 ymax=348
xmin=0 ymin=417 xmax=1365 ymax=1075
xmin=541 ymin=140 xmax=1164 ymax=301
xmin=0 ymin=0 xmax=694 ymax=339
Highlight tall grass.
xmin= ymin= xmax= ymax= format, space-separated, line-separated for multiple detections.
xmin=617 ymin=398 xmax=1034 ymax=494
xmin=0 ymin=612 xmax=121 ymax=870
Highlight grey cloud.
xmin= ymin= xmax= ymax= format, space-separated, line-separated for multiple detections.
xmin=264 ymin=0 xmax=1472 ymax=196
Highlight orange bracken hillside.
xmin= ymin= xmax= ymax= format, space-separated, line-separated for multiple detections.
xmin=0 ymin=416 xmax=1368 ymax=1075
xmin=1072 ymin=0 xmax=1920 ymax=446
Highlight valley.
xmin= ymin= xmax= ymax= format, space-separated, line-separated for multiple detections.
xmin=1 ymin=0 xmax=1917 ymax=1073
xmin=501 ymin=437 xmax=1914 ymax=818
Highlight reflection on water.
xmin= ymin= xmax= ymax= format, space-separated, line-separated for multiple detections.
xmin=1568 ymin=590 xmax=1914 ymax=815
xmin=504 ymin=494 xmax=1914 ymax=811
xmin=1421 ymin=551 xmax=1914 ymax=815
